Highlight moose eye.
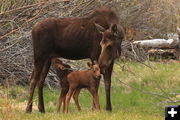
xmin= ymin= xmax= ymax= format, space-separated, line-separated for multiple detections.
xmin=107 ymin=45 xmax=112 ymax=50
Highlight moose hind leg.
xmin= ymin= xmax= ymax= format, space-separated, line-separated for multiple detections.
xmin=26 ymin=61 xmax=44 ymax=113
xmin=37 ymin=59 xmax=51 ymax=113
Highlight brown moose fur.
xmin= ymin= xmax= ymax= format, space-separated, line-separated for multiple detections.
xmin=52 ymin=58 xmax=82 ymax=112
xmin=52 ymin=58 xmax=101 ymax=112
xmin=26 ymin=7 xmax=124 ymax=113
xmin=65 ymin=61 xmax=101 ymax=113
xmin=51 ymin=58 xmax=72 ymax=112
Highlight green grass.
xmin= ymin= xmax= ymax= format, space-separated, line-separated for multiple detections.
xmin=0 ymin=61 xmax=180 ymax=120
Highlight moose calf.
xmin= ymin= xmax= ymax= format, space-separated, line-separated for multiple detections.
xmin=65 ymin=61 xmax=101 ymax=113
xmin=52 ymin=58 xmax=81 ymax=112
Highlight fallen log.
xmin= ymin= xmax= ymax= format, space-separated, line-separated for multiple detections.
xmin=133 ymin=33 xmax=180 ymax=60
xmin=133 ymin=38 xmax=179 ymax=49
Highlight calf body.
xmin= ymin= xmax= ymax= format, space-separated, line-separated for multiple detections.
xmin=52 ymin=58 xmax=98 ymax=112
xmin=52 ymin=58 xmax=70 ymax=112
xmin=52 ymin=58 xmax=81 ymax=112
xmin=65 ymin=63 xmax=101 ymax=113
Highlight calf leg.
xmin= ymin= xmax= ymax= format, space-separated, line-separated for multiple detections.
xmin=73 ymin=88 xmax=81 ymax=111
xmin=92 ymin=100 xmax=96 ymax=110
xmin=87 ymin=88 xmax=95 ymax=110
xmin=94 ymin=81 xmax=100 ymax=110
xmin=63 ymin=97 xmax=66 ymax=112
xmin=58 ymin=88 xmax=68 ymax=112
xmin=65 ymin=86 xmax=76 ymax=113
xmin=89 ymin=88 xmax=100 ymax=110
xmin=57 ymin=96 xmax=64 ymax=112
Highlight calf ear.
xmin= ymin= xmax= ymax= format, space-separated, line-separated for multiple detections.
xmin=57 ymin=64 xmax=65 ymax=70
xmin=94 ymin=23 xmax=105 ymax=34
xmin=64 ymin=64 xmax=71 ymax=69
xmin=87 ymin=62 xmax=92 ymax=68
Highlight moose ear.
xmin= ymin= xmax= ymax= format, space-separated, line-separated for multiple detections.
xmin=94 ymin=23 xmax=105 ymax=34
xmin=111 ymin=24 xmax=118 ymax=35
xmin=87 ymin=62 xmax=92 ymax=68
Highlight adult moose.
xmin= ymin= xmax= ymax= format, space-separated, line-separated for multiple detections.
xmin=26 ymin=7 xmax=124 ymax=113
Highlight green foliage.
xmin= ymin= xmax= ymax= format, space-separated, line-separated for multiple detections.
xmin=1 ymin=61 xmax=180 ymax=120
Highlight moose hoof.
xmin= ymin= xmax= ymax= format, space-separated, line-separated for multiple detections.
xmin=106 ymin=106 xmax=112 ymax=112
xmin=25 ymin=105 xmax=32 ymax=113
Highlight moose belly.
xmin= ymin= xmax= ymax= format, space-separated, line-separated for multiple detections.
xmin=53 ymin=46 xmax=90 ymax=60
xmin=53 ymin=37 xmax=92 ymax=59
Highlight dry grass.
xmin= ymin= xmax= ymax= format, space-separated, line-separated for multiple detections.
xmin=0 ymin=61 xmax=179 ymax=120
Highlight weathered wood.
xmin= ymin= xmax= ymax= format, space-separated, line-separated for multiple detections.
xmin=133 ymin=32 xmax=180 ymax=60
xmin=148 ymin=49 xmax=177 ymax=59
xmin=133 ymin=39 xmax=179 ymax=49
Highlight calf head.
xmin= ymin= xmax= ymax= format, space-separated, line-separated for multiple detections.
xmin=52 ymin=58 xmax=72 ymax=75
xmin=95 ymin=23 xmax=123 ymax=73
xmin=87 ymin=61 xmax=101 ymax=80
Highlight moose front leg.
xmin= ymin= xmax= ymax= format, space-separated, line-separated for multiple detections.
xmin=103 ymin=61 xmax=114 ymax=111
xmin=37 ymin=59 xmax=51 ymax=113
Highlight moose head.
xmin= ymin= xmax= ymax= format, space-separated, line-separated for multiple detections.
xmin=95 ymin=23 xmax=124 ymax=73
